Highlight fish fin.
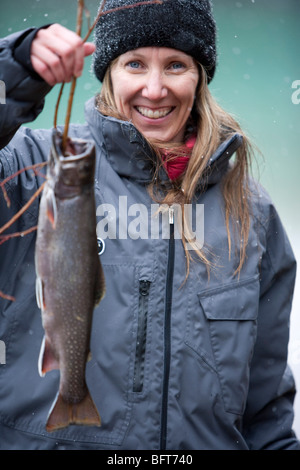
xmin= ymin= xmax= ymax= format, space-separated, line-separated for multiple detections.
xmin=46 ymin=391 xmax=101 ymax=433
xmin=94 ymin=260 xmax=106 ymax=306
xmin=38 ymin=336 xmax=59 ymax=377
xmin=35 ymin=276 xmax=45 ymax=310
xmin=46 ymin=188 xmax=57 ymax=229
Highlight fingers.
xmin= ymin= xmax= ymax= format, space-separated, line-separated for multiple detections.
xmin=30 ymin=24 xmax=96 ymax=86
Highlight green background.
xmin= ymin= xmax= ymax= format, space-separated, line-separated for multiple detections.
xmin=1 ymin=0 xmax=300 ymax=437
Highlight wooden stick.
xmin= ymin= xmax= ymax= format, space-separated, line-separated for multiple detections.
xmin=54 ymin=83 xmax=65 ymax=129
xmin=0 ymin=161 xmax=47 ymax=208
xmin=82 ymin=0 xmax=108 ymax=42
xmin=62 ymin=0 xmax=85 ymax=150
xmin=59 ymin=0 xmax=164 ymax=151
xmin=0 ymin=291 xmax=15 ymax=302
xmin=0 ymin=182 xmax=46 ymax=236
xmin=0 ymin=225 xmax=38 ymax=246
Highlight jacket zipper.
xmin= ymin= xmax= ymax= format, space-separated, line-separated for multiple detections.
xmin=133 ymin=279 xmax=151 ymax=393
xmin=160 ymin=206 xmax=175 ymax=450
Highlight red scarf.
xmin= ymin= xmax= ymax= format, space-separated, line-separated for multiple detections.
xmin=162 ymin=135 xmax=196 ymax=181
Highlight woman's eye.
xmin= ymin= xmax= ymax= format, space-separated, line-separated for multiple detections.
xmin=127 ymin=61 xmax=140 ymax=69
xmin=170 ymin=62 xmax=185 ymax=70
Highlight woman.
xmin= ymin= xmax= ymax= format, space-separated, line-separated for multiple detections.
xmin=0 ymin=0 xmax=299 ymax=450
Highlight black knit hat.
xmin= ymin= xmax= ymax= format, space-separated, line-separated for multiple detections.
xmin=93 ymin=0 xmax=217 ymax=83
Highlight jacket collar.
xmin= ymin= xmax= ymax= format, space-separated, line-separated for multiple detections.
xmin=85 ymin=97 xmax=243 ymax=185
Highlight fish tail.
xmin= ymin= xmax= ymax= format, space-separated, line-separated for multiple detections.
xmin=46 ymin=391 xmax=101 ymax=432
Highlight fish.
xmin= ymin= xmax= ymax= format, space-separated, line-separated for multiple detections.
xmin=35 ymin=129 xmax=105 ymax=433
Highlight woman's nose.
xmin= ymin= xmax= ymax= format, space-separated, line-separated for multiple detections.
xmin=141 ymin=70 xmax=168 ymax=100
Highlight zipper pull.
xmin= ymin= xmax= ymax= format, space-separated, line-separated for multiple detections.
xmin=139 ymin=280 xmax=150 ymax=296
xmin=169 ymin=206 xmax=174 ymax=225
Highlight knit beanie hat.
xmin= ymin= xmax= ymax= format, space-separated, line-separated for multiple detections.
xmin=93 ymin=0 xmax=217 ymax=83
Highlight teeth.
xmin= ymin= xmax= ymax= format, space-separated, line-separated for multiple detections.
xmin=136 ymin=107 xmax=172 ymax=119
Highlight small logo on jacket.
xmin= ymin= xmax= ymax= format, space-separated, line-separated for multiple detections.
xmin=0 ymin=340 xmax=5 ymax=365
xmin=0 ymin=80 xmax=6 ymax=105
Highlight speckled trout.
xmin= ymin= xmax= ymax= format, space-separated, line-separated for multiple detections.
xmin=35 ymin=129 xmax=105 ymax=432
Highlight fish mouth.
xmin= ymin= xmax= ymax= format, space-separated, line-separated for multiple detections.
xmin=135 ymin=106 xmax=174 ymax=119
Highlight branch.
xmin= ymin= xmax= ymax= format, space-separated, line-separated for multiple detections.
xmin=0 ymin=291 xmax=15 ymax=302
xmin=0 ymin=182 xmax=46 ymax=236
xmin=54 ymin=83 xmax=65 ymax=129
xmin=0 ymin=161 xmax=47 ymax=208
xmin=62 ymin=0 xmax=85 ymax=150
xmin=58 ymin=0 xmax=164 ymax=152
xmin=0 ymin=225 xmax=38 ymax=246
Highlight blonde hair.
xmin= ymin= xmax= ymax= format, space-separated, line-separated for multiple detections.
xmin=97 ymin=63 xmax=253 ymax=278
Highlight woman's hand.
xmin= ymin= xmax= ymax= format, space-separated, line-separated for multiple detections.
xmin=30 ymin=24 xmax=96 ymax=86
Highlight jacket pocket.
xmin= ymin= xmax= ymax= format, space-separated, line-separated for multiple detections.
xmin=197 ymin=275 xmax=259 ymax=415
xmin=133 ymin=280 xmax=151 ymax=393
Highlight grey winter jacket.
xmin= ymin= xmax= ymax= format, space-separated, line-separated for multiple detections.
xmin=0 ymin=30 xmax=299 ymax=450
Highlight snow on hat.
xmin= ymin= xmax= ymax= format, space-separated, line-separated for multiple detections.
xmin=93 ymin=0 xmax=217 ymax=83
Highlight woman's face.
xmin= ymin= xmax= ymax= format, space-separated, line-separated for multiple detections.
xmin=110 ymin=47 xmax=199 ymax=143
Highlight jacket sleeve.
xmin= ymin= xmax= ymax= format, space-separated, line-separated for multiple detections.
xmin=243 ymin=196 xmax=300 ymax=449
xmin=0 ymin=28 xmax=52 ymax=149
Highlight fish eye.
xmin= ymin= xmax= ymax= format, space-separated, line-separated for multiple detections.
xmin=97 ymin=238 xmax=105 ymax=255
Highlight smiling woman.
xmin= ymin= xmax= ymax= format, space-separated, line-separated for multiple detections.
xmin=0 ymin=0 xmax=299 ymax=451
xmin=110 ymin=48 xmax=199 ymax=143
xmin=98 ymin=42 xmax=252 ymax=277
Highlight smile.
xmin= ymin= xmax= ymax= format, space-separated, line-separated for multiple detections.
xmin=136 ymin=106 xmax=173 ymax=119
